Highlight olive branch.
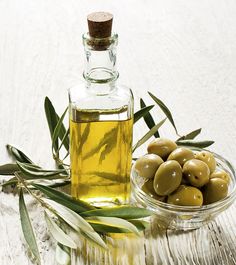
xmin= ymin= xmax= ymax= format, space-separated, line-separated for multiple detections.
xmin=0 ymin=91 xmax=214 ymax=265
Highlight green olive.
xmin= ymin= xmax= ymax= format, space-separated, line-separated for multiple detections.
xmin=134 ymin=154 xmax=164 ymax=179
xmin=183 ymin=159 xmax=210 ymax=188
xmin=203 ymin=178 xmax=228 ymax=204
xmin=141 ymin=180 xmax=165 ymax=201
xmin=195 ymin=151 xmax=216 ymax=173
xmin=210 ymin=169 xmax=230 ymax=184
xmin=147 ymin=138 xmax=177 ymax=159
xmin=167 ymin=185 xmax=203 ymax=206
xmin=167 ymin=147 xmax=195 ymax=166
xmin=153 ymin=160 xmax=182 ymax=196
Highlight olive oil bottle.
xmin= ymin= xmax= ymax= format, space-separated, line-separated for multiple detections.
xmin=68 ymin=12 xmax=133 ymax=207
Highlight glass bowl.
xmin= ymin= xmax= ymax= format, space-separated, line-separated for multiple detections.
xmin=131 ymin=148 xmax=236 ymax=230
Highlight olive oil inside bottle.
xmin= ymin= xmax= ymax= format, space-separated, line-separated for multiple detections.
xmin=70 ymin=108 xmax=133 ymax=207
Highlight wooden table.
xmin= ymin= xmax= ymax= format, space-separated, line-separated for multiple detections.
xmin=1 ymin=0 xmax=236 ymax=264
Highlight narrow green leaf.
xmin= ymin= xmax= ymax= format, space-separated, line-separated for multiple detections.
xmin=52 ymin=107 xmax=68 ymax=153
xmin=0 ymin=163 xmax=19 ymax=175
xmin=89 ymin=223 xmax=130 ymax=234
xmin=56 ymin=243 xmax=71 ymax=265
xmin=44 ymin=199 xmax=94 ymax=233
xmin=134 ymin=105 xmax=154 ymax=123
xmin=86 ymin=216 xmax=140 ymax=235
xmin=16 ymin=162 xmax=67 ymax=177
xmin=6 ymin=145 xmax=34 ymax=164
xmin=45 ymin=211 xmax=77 ymax=249
xmin=58 ymin=128 xmax=70 ymax=152
xmin=128 ymin=220 xmax=150 ymax=231
xmin=45 ymin=97 xmax=60 ymax=151
xmin=32 ymin=184 xmax=95 ymax=213
xmin=140 ymin=99 xmax=160 ymax=138
xmin=1 ymin=177 xmax=18 ymax=187
xmin=176 ymin=140 xmax=214 ymax=148
xmin=132 ymin=118 xmax=166 ymax=152
xmin=81 ymin=206 xmax=153 ymax=219
xmin=44 ymin=199 xmax=107 ymax=249
xmin=80 ymin=230 xmax=107 ymax=249
xmin=19 ymin=188 xmax=41 ymax=264
xmin=148 ymin=91 xmax=178 ymax=134
xmin=177 ymin=128 xmax=202 ymax=141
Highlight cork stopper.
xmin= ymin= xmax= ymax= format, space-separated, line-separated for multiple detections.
xmin=87 ymin=12 xmax=113 ymax=38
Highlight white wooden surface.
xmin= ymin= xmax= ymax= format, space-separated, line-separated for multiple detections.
xmin=1 ymin=0 xmax=236 ymax=264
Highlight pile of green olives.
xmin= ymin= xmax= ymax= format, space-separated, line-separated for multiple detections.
xmin=134 ymin=138 xmax=231 ymax=206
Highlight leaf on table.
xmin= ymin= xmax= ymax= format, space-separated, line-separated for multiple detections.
xmin=56 ymin=243 xmax=71 ymax=265
xmin=0 ymin=163 xmax=19 ymax=175
xmin=148 ymin=91 xmax=179 ymax=135
xmin=128 ymin=219 xmax=150 ymax=231
xmin=44 ymin=199 xmax=107 ymax=249
xmin=80 ymin=230 xmax=107 ymax=249
xmin=16 ymin=162 xmax=68 ymax=177
xmin=80 ymin=206 xmax=153 ymax=219
xmin=32 ymin=183 xmax=95 ymax=213
xmin=176 ymin=140 xmax=214 ymax=148
xmin=44 ymin=199 xmax=95 ymax=232
xmin=45 ymin=211 xmax=77 ymax=249
xmin=19 ymin=188 xmax=41 ymax=264
xmin=52 ymin=107 xmax=69 ymax=153
xmin=86 ymin=216 xmax=140 ymax=236
xmin=177 ymin=128 xmax=202 ymax=141
xmin=134 ymin=105 xmax=154 ymax=124
xmin=89 ymin=223 xmax=130 ymax=234
xmin=140 ymin=98 xmax=160 ymax=138
xmin=132 ymin=118 xmax=166 ymax=152
xmin=6 ymin=145 xmax=35 ymax=164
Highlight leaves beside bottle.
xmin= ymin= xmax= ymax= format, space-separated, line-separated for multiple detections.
xmin=0 ymin=92 xmax=215 ymax=264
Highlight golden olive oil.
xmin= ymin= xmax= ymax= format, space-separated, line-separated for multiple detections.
xmin=70 ymin=108 xmax=133 ymax=207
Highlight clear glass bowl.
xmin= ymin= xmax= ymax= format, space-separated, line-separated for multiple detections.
xmin=131 ymin=148 xmax=236 ymax=230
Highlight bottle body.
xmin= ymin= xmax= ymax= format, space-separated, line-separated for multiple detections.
xmin=69 ymin=84 xmax=133 ymax=206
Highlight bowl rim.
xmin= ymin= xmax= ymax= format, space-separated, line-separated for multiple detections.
xmin=131 ymin=147 xmax=236 ymax=213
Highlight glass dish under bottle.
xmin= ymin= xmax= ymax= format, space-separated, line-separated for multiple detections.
xmin=131 ymin=148 xmax=236 ymax=230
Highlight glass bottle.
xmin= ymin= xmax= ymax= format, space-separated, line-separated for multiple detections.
xmin=68 ymin=12 xmax=133 ymax=207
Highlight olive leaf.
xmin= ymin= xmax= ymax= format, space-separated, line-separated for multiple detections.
xmin=6 ymin=145 xmax=35 ymax=164
xmin=134 ymin=105 xmax=154 ymax=124
xmin=45 ymin=211 xmax=77 ymax=249
xmin=132 ymin=118 xmax=166 ymax=152
xmin=0 ymin=163 xmax=19 ymax=175
xmin=140 ymin=98 xmax=160 ymax=138
xmin=85 ymin=216 xmax=140 ymax=235
xmin=52 ymin=107 xmax=69 ymax=154
xmin=176 ymin=140 xmax=214 ymax=148
xmin=148 ymin=92 xmax=179 ymax=135
xmin=32 ymin=184 xmax=95 ymax=213
xmin=128 ymin=219 xmax=149 ymax=231
xmin=16 ymin=162 xmax=67 ymax=178
xmin=81 ymin=206 xmax=153 ymax=219
xmin=44 ymin=199 xmax=107 ymax=249
xmin=56 ymin=243 xmax=71 ymax=265
xmin=177 ymin=128 xmax=202 ymax=141
xmin=19 ymin=188 xmax=41 ymax=264
xmin=89 ymin=223 xmax=130 ymax=234
xmin=44 ymin=97 xmax=69 ymax=152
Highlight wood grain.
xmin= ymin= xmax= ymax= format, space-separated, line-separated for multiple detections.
xmin=1 ymin=0 xmax=236 ymax=264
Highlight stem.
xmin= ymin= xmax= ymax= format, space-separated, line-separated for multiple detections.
xmin=14 ymin=172 xmax=58 ymax=216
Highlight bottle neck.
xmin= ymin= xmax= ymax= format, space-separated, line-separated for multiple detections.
xmin=82 ymin=33 xmax=119 ymax=95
